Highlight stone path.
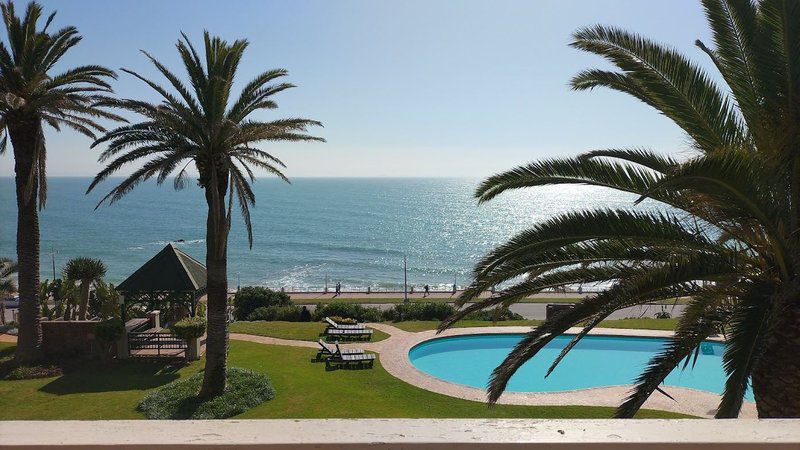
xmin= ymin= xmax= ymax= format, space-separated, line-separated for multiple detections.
xmin=229 ymin=333 xmax=318 ymax=349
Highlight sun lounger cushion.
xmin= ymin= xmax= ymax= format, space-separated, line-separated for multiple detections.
xmin=324 ymin=317 xmax=365 ymax=329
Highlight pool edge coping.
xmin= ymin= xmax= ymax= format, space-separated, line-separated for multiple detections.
xmin=372 ymin=325 xmax=757 ymax=419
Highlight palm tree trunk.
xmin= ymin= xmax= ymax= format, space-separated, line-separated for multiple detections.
xmin=199 ymin=176 xmax=229 ymax=398
xmin=9 ymin=120 xmax=43 ymax=364
xmin=751 ymin=301 xmax=800 ymax=418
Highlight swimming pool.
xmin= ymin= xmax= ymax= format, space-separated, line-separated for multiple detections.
xmin=409 ymin=333 xmax=753 ymax=401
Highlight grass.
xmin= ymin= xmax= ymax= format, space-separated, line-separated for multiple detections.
xmin=594 ymin=318 xmax=679 ymax=331
xmin=392 ymin=320 xmax=541 ymax=332
xmin=138 ymin=367 xmax=275 ymax=419
xmin=229 ymin=321 xmax=390 ymax=342
xmin=390 ymin=318 xmax=678 ymax=333
xmin=0 ymin=343 xmax=191 ymax=419
xmin=228 ymin=318 xmax=677 ymax=336
xmin=0 ymin=342 xmax=689 ymax=419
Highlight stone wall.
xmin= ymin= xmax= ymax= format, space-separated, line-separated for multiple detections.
xmin=41 ymin=320 xmax=103 ymax=358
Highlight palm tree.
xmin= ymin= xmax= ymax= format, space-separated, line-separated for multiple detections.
xmin=63 ymin=257 xmax=106 ymax=321
xmin=0 ymin=1 xmax=120 ymax=363
xmin=442 ymin=0 xmax=800 ymax=418
xmin=0 ymin=257 xmax=17 ymax=325
xmin=89 ymin=32 xmax=323 ymax=397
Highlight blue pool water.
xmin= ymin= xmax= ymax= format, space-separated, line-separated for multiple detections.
xmin=409 ymin=334 xmax=753 ymax=401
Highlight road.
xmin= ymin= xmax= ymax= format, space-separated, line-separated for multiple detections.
xmin=287 ymin=291 xmax=590 ymax=301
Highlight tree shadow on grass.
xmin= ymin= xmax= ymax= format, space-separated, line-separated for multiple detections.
xmin=170 ymin=392 xmax=206 ymax=419
xmin=39 ymin=359 xmax=185 ymax=395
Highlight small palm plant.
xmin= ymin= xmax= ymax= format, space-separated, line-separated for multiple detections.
xmin=89 ymin=32 xmax=323 ymax=397
xmin=443 ymin=0 xmax=800 ymax=418
xmin=0 ymin=257 xmax=17 ymax=325
xmin=0 ymin=1 xmax=120 ymax=362
xmin=63 ymin=257 xmax=107 ymax=321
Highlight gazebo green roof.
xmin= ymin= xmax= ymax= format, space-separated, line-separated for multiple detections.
xmin=117 ymin=243 xmax=206 ymax=293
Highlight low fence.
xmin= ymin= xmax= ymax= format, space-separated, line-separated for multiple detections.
xmin=128 ymin=331 xmax=187 ymax=357
xmin=41 ymin=320 xmax=102 ymax=358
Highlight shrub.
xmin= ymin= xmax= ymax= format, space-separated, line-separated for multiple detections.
xmin=195 ymin=301 xmax=206 ymax=318
xmin=328 ymin=315 xmax=357 ymax=325
xmin=247 ymin=305 xmax=302 ymax=322
xmin=233 ymin=286 xmax=291 ymax=320
xmin=299 ymin=306 xmax=312 ymax=322
xmin=138 ymin=367 xmax=275 ymax=419
xmin=382 ymin=302 xmax=456 ymax=322
xmin=3 ymin=364 xmax=62 ymax=380
xmin=172 ymin=316 xmax=207 ymax=340
xmin=313 ymin=302 xmax=383 ymax=322
xmin=89 ymin=281 xmax=121 ymax=320
xmin=380 ymin=303 xmax=523 ymax=322
xmin=462 ymin=308 xmax=524 ymax=321
xmin=94 ymin=318 xmax=124 ymax=343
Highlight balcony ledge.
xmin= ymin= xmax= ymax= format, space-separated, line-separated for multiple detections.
xmin=2 ymin=419 xmax=799 ymax=449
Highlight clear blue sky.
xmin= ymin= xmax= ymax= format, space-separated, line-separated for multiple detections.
xmin=0 ymin=0 xmax=710 ymax=178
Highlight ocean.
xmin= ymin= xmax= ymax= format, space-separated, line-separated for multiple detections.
xmin=0 ymin=177 xmax=649 ymax=291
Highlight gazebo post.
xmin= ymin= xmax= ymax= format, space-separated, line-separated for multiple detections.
xmin=116 ymin=294 xmax=130 ymax=359
xmin=120 ymin=294 xmax=127 ymax=323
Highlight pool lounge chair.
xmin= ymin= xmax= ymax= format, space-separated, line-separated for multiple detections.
xmin=324 ymin=317 xmax=365 ymax=330
xmin=316 ymin=339 xmax=365 ymax=361
xmin=324 ymin=327 xmax=373 ymax=341
xmin=325 ymin=343 xmax=375 ymax=369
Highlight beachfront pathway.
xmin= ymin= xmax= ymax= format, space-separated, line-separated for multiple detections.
xmin=288 ymin=291 xmax=589 ymax=301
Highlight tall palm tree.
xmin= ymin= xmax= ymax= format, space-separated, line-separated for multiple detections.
xmin=0 ymin=257 xmax=17 ymax=325
xmin=0 ymin=1 xmax=120 ymax=363
xmin=442 ymin=0 xmax=800 ymax=419
xmin=63 ymin=257 xmax=106 ymax=321
xmin=89 ymin=32 xmax=323 ymax=397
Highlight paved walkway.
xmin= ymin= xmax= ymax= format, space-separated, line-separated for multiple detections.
xmin=288 ymin=291 xmax=590 ymax=301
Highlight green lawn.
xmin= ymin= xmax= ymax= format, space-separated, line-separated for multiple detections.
xmin=392 ymin=320 xmax=541 ymax=332
xmin=0 ymin=342 xmax=689 ymax=419
xmin=390 ymin=318 xmax=677 ymax=333
xmin=229 ymin=321 xmax=390 ymax=342
xmin=594 ymin=318 xmax=679 ymax=331
xmin=228 ymin=318 xmax=677 ymax=336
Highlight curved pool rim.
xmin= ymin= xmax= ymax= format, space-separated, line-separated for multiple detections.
xmin=370 ymin=324 xmax=756 ymax=418
xmin=407 ymin=332 xmax=733 ymax=396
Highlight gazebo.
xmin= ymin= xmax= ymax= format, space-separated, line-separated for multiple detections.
xmin=116 ymin=243 xmax=207 ymax=322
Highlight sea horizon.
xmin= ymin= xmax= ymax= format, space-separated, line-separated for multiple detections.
xmin=1 ymin=177 xmax=653 ymax=289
